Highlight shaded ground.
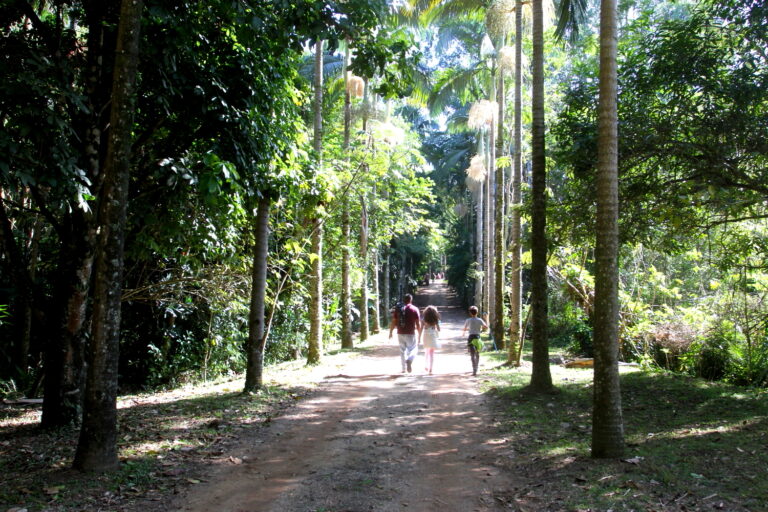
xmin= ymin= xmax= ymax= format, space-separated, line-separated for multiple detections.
xmin=175 ymin=281 xmax=517 ymax=511
xmin=3 ymin=281 xmax=765 ymax=511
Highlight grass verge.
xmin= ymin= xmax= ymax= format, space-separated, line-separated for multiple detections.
xmin=0 ymin=339 xmax=375 ymax=511
xmin=481 ymin=350 xmax=768 ymax=511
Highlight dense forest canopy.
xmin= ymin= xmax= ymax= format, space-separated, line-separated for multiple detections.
xmin=1 ymin=0 xmax=766 ymax=469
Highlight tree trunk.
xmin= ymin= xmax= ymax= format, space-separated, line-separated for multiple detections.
xmin=529 ymin=0 xmax=553 ymax=392
xmin=341 ymin=199 xmax=353 ymax=349
xmin=73 ymin=0 xmax=143 ymax=471
xmin=359 ymin=193 xmax=369 ymax=342
xmin=42 ymin=0 xmax=120 ymax=429
xmin=307 ymin=39 xmax=324 ymax=365
xmin=372 ymin=247 xmax=381 ymax=333
xmin=494 ymin=64 xmax=506 ymax=350
xmin=340 ymin=44 xmax=353 ymax=349
xmin=592 ymin=0 xmax=624 ymax=458
xmin=42 ymin=215 xmax=93 ymax=428
xmin=243 ymin=196 xmax=271 ymax=392
xmin=508 ymin=0 xmax=524 ymax=365
xmin=484 ymin=127 xmax=492 ymax=318
xmin=383 ymin=249 xmax=390 ymax=319
xmin=475 ymin=179 xmax=484 ymax=307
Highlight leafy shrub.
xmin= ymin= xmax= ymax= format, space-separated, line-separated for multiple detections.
xmin=726 ymin=337 xmax=768 ymax=387
xmin=550 ymin=299 xmax=593 ymax=356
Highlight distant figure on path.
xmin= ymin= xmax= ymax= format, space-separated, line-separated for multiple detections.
xmin=461 ymin=305 xmax=487 ymax=376
xmin=420 ymin=305 xmax=441 ymax=374
xmin=389 ymin=294 xmax=421 ymax=373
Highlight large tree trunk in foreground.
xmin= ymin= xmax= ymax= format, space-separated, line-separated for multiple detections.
xmin=529 ymin=0 xmax=553 ymax=392
xmin=74 ymin=0 xmax=143 ymax=471
xmin=592 ymin=0 xmax=625 ymax=458
xmin=243 ymin=196 xmax=271 ymax=392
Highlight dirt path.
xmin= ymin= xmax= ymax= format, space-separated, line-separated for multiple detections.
xmin=176 ymin=281 xmax=517 ymax=511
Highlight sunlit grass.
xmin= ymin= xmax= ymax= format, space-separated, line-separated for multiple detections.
xmin=480 ymin=347 xmax=768 ymax=510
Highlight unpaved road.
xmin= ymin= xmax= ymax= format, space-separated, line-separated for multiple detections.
xmin=175 ymin=282 xmax=519 ymax=511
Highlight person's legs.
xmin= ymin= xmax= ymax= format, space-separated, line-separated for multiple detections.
xmin=398 ymin=336 xmax=408 ymax=372
xmin=403 ymin=334 xmax=418 ymax=372
xmin=425 ymin=348 xmax=434 ymax=373
xmin=468 ymin=342 xmax=479 ymax=375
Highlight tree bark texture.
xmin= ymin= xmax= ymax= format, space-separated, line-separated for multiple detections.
xmin=592 ymin=0 xmax=625 ymax=458
xmin=341 ymin=200 xmax=353 ymax=349
xmin=494 ymin=68 xmax=506 ymax=350
xmin=243 ymin=196 xmax=271 ymax=392
xmin=340 ymin=46 xmax=353 ymax=349
xmin=307 ymin=39 xmax=324 ymax=365
xmin=41 ymin=0 xmax=120 ymax=429
xmin=359 ymin=194 xmax=369 ymax=342
xmin=509 ymin=0 xmax=524 ymax=365
xmin=42 ymin=213 xmax=93 ymax=428
xmin=529 ymin=0 xmax=553 ymax=392
xmin=372 ymin=248 xmax=381 ymax=333
xmin=475 ymin=180 xmax=484 ymax=308
xmin=74 ymin=0 xmax=143 ymax=471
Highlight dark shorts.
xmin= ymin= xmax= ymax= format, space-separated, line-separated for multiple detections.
xmin=467 ymin=334 xmax=480 ymax=345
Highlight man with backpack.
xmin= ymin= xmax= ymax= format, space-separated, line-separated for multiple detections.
xmin=388 ymin=293 xmax=421 ymax=373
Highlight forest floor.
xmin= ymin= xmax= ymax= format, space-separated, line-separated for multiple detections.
xmin=1 ymin=281 xmax=767 ymax=511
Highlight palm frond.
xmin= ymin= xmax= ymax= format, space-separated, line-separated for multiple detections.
xmin=423 ymin=0 xmax=486 ymax=24
xmin=554 ymin=0 xmax=588 ymax=43
xmin=427 ymin=66 xmax=483 ymax=116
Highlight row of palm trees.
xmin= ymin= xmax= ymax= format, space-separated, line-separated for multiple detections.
xmin=409 ymin=0 xmax=624 ymax=458
xmin=297 ymin=0 xmax=623 ymax=458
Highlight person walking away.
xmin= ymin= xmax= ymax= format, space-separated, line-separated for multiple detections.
xmin=420 ymin=305 xmax=441 ymax=374
xmin=389 ymin=294 xmax=421 ymax=373
xmin=461 ymin=305 xmax=487 ymax=376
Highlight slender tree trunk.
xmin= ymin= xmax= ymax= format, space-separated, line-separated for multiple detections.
xmin=42 ymin=215 xmax=93 ymax=428
xmin=372 ymin=247 xmax=381 ymax=333
xmin=508 ymin=0 xmax=524 ymax=365
xmin=243 ymin=196 xmax=271 ymax=392
xmin=307 ymin=40 xmax=324 ymax=365
xmin=19 ymin=206 xmax=42 ymax=377
xmin=484 ymin=127 xmax=492 ymax=318
xmin=359 ymin=193 xmax=369 ymax=342
xmin=529 ymin=0 xmax=552 ymax=392
xmin=73 ymin=0 xmax=143 ymax=471
xmin=494 ymin=64 xmax=506 ymax=350
xmin=341 ymin=200 xmax=353 ymax=349
xmin=592 ymin=0 xmax=624 ymax=458
xmin=475 ymin=180 xmax=484 ymax=307
xmin=340 ymin=44 xmax=353 ymax=349
xmin=383 ymin=249 xmax=390 ymax=319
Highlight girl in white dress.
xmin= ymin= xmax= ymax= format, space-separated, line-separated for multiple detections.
xmin=420 ymin=306 xmax=441 ymax=374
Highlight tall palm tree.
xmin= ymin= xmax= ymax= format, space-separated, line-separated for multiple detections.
xmin=359 ymin=192 xmax=369 ymax=341
xmin=528 ymin=0 xmax=553 ymax=392
xmin=307 ymin=39 xmax=324 ymax=365
xmin=508 ymin=0 xmax=524 ymax=365
xmin=340 ymin=44 xmax=354 ymax=350
xmin=592 ymin=0 xmax=624 ymax=458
